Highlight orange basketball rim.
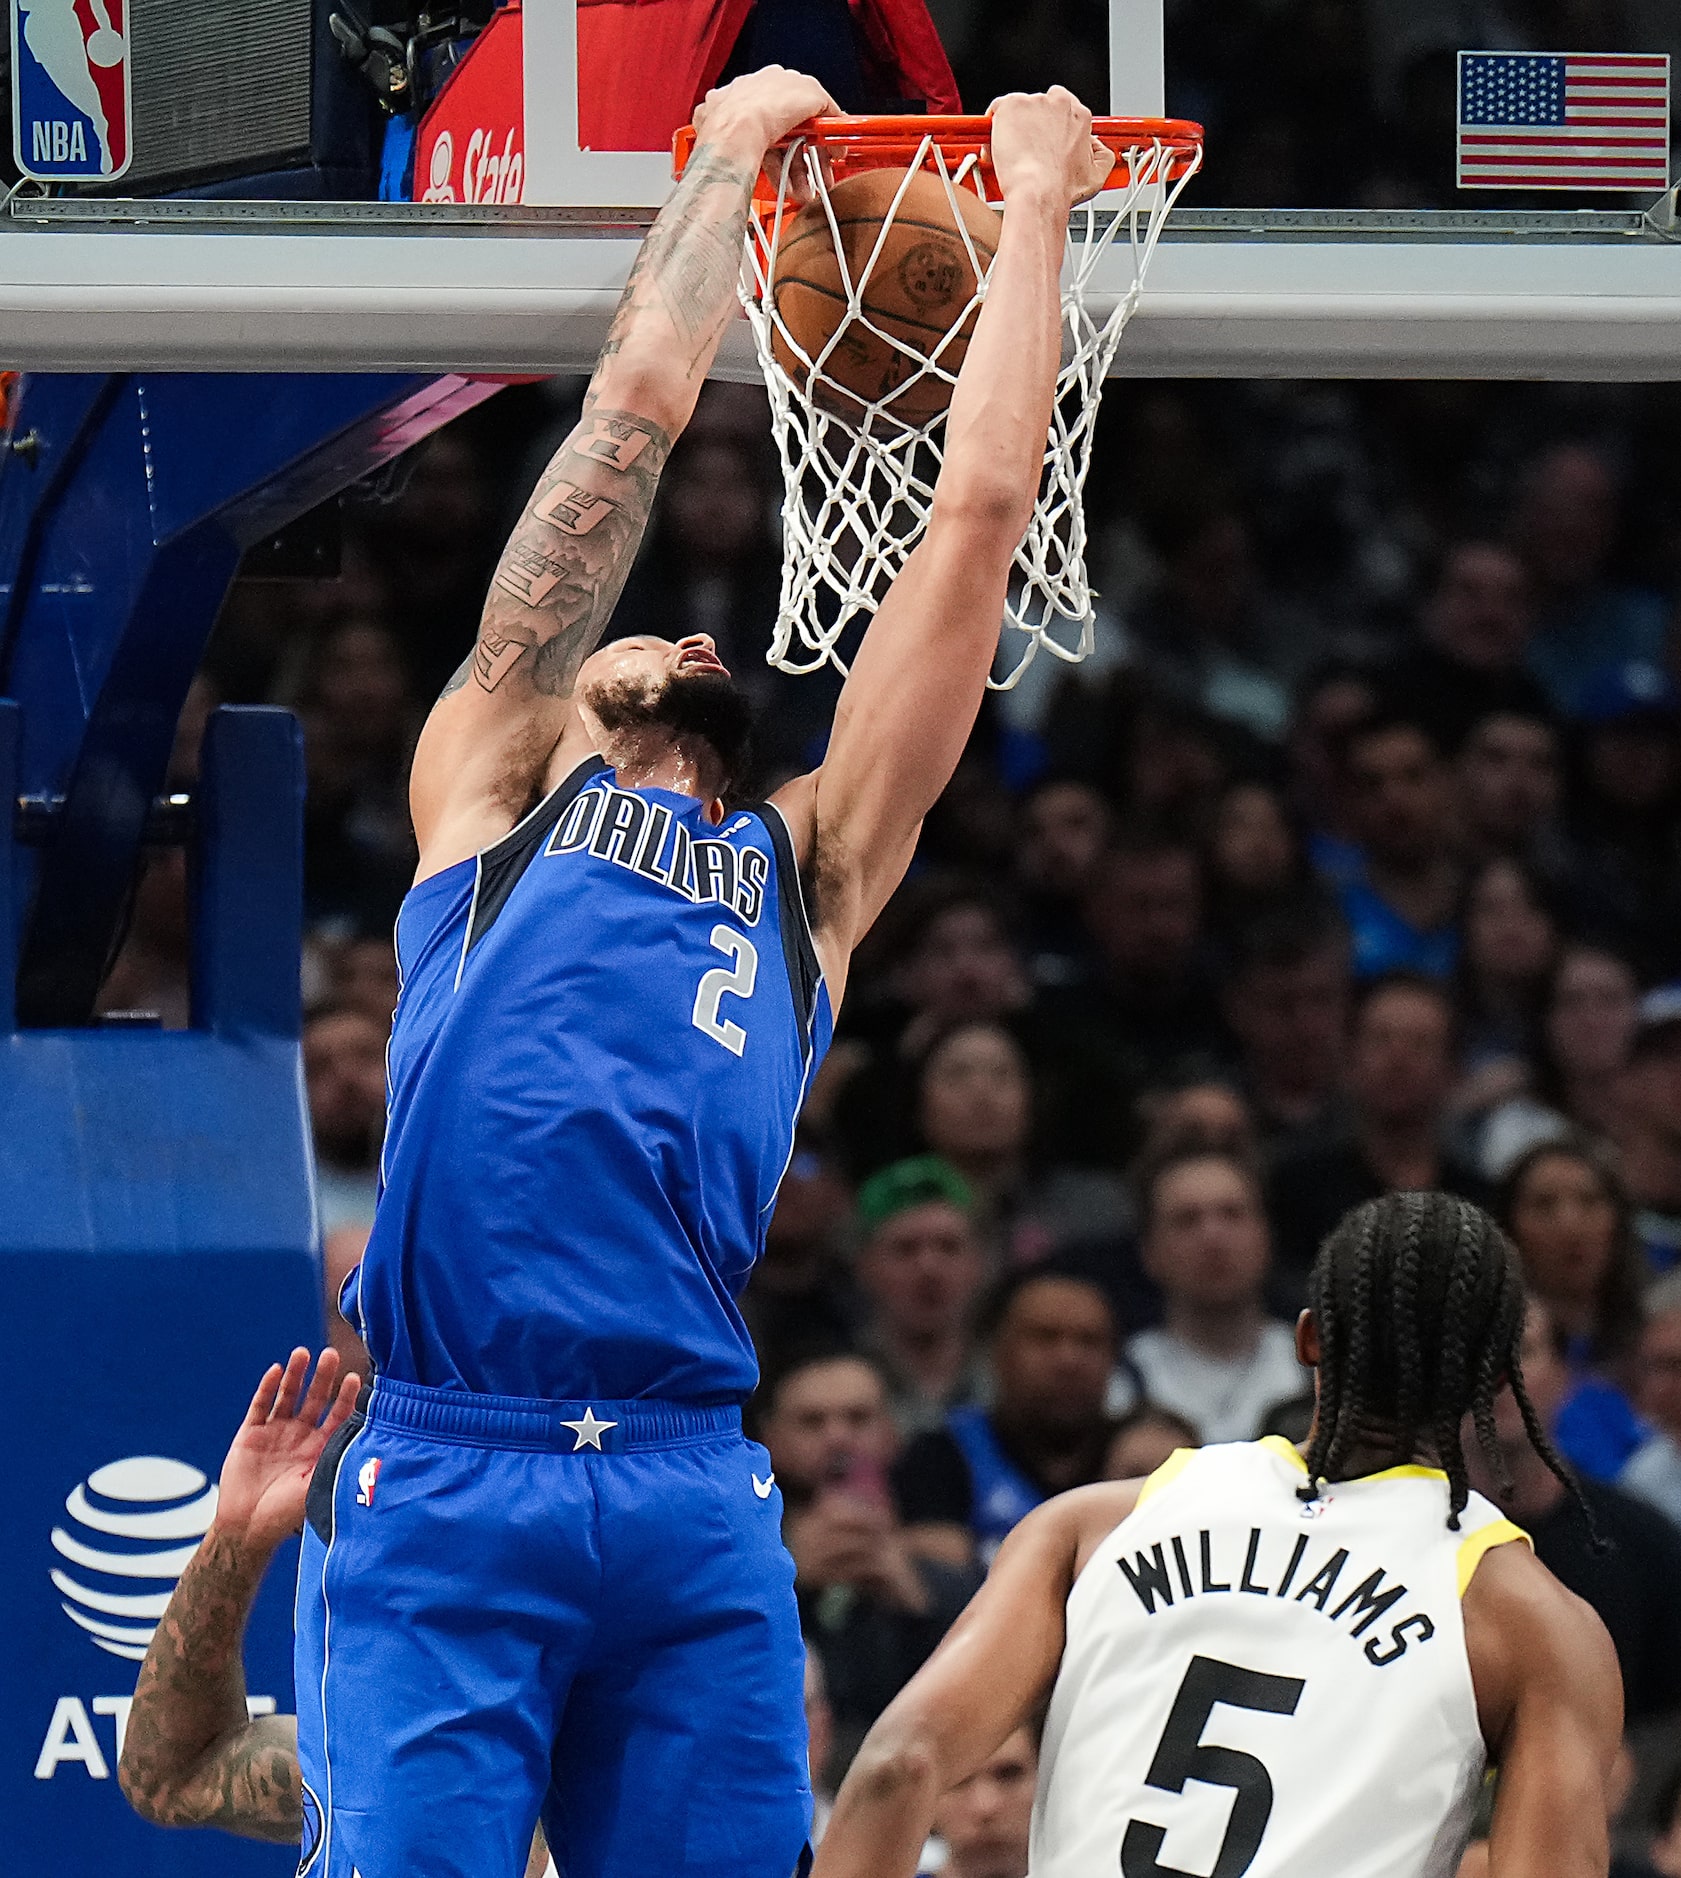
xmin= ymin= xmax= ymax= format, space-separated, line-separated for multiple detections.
xmin=675 ymin=111 xmax=1204 ymax=228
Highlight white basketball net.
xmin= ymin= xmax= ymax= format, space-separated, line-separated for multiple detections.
xmin=742 ymin=131 xmax=1201 ymax=688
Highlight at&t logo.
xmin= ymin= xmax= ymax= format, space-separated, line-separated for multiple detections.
xmin=50 ymin=1455 xmax=216 ymax=1661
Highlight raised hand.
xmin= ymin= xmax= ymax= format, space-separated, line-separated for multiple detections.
xmin=213 ymin=1348 xmax=362 ymax=1556
xmin=988 ymin=87 xmax=1117 ymax=207
xmin=692 ymin=65 xmax=838 ymax=156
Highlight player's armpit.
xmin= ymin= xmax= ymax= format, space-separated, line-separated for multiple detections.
xmin=1465 ymin=1542 xmax=1622 ymax=1878
xmin=810 ymin=1491 xmax=1088 ymax=1878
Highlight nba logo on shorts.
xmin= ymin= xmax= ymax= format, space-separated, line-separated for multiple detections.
xmin=10 ymin=0 xmax=132 ymax=181
xmin=357 ymin=1456 xmax=382 ymax=1506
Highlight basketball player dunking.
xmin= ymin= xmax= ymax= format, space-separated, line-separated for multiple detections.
xmin=810 ymin=1192 xmax=1622 ymax=1878
xmin=294 ymin=67 xmax=1115 ymax=1878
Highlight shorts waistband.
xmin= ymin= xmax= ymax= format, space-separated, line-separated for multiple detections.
xmin=365 ymin=1377 xmax=742 ymax=1453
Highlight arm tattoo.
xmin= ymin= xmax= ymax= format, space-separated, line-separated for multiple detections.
xmin=120 ymin=1528 xmax=302 ymax=1841
xmin=602 ymin=144 xmax=756 ymax=364
xmin=469 ymin=404 xmax=670 ymax=701
xmin=462 ymin=138 xmax=754 ymax=709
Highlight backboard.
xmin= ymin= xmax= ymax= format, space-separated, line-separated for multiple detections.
xmin=0 ymin=0 xmax=1678 ymax=379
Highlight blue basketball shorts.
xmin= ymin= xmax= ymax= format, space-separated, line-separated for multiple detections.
xmin=294 ymin=1378 xmax=811 ymax=1878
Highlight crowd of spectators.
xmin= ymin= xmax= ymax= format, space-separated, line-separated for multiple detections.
xmin=105 ymin=335 xmax=1681 ymax=1871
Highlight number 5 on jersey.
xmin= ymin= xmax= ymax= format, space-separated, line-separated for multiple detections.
xmin=1123 ymin=1656 xmax=1304 ymax=1878
xmin=692 ymin=925 xmax=758 ymax=1056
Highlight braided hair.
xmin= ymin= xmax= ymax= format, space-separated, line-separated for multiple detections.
xmin=1301 ymin=1190 xmax=1585 ymax=1530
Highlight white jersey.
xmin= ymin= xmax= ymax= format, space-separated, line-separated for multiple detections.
xmin=1031 ymin=1438 xmax=1529 ymax=1878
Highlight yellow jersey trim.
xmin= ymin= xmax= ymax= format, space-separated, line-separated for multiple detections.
xmin=1362 ymin=1463 xmax=1449 ymax=1485
xmin=1456 ymin=1517 xmax=1532 ymax=1598
xmin=1260 ymin=1434 xmax=1309 ymax=1475
xmin=1135 ymin=1447 xmax=1198 ymax=1505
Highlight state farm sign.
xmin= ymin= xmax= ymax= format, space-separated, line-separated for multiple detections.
xmin=415 ymin=2 xmax=524 ymax=205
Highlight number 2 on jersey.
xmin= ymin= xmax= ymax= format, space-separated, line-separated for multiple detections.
xmin=692 ymin=925 xmax=758 ymax=1056
xmin=1121 ymin=1656 xmax=1305 ymax=1878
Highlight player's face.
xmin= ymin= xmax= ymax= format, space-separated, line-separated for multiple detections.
xmin=580 ymin=633 xmax=730 ymax=694
xmin=576 ymin=633 xmax=752 ymax=791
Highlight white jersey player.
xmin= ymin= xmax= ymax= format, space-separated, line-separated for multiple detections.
xmin=811 ymin=1186 xmax=1623 ymax=1878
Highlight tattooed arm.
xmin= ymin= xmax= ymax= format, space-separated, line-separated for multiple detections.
xmin=408 ymin=65 xmax=835 ymax=881
xmin=119 ymin=1351 xmax=360 ymax=1842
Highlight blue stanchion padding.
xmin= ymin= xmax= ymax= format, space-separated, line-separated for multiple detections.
xmin=0 ymin=704 xmax=321 ymax=1875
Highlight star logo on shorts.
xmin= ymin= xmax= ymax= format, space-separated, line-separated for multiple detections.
xmin=561 ymin=1407 xmax=618 ymax=1451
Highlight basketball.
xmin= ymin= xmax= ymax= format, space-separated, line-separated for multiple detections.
xmin=768 ymin=167 xmax=1003 ymax=425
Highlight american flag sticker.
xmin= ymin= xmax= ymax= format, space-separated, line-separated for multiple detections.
xmin=1458 ymin=52 xmax=1671 ymax=191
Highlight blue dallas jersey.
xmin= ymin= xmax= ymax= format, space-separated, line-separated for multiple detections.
xmin=349 ymin=756 xmax=833 ymax=1404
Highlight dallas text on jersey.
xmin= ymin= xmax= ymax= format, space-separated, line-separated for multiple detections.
xmin=546 ymin=783 xmax=769 ymax=925
xmin=1116 ymin=1524 xmax=1438 ymax=1669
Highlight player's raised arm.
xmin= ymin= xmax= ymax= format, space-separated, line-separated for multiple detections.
xmin=410 ymin=66 xmax=834 ymax=880
xmin=783 ymin=92 xmax=1111 ymax=982
xmin=119 ymin=1350 xmax=359 ymax=1842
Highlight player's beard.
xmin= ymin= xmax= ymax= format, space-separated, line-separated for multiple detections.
xmin=586 ymin=667 xmax=755 ymax=793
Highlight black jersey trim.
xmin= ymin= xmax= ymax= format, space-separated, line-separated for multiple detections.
xmin=753 ymin=798 xmax=822 ymax=1043
xmin=461 ymin=756 xmax=608 ymax=963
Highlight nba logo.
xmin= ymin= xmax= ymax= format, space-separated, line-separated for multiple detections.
xmin=10 ymin=0 xmax=132 ymax=181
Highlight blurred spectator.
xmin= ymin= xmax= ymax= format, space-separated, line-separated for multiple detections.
xmin=758 ymin=1350 xmax=980 ymax=1775
xmin=1474 ymin=941 xmax=1640 ymax=1177
xmin=1335 ymin=711 xmax=1461 ymax=980
xmin=890 ymin=884 xmax=1031 ymax=1058
xmin=912 ymin=1020 xmax=1130 ymax=1267
xmin=1454 ymin=708 xmax=1565 ymax=865
xmin=926 ymin=1728 xmax=1036 ymax=1878
xmin=894 ymin=1267 xmax=1119 ymax=1564
xmin=1567 ymin=663 xmax=1681 ymax=979
xmin=1127 ymin=509 xmax=1305 ymax=742
xmin=1617 ymin=988 xmax=1681 ymax=1273
xmin=350 ymin=426 xmax=499 ymax=695
xmin=1137 ymin=1078 xmax=1261 ymax=1165
xmin=1268 ymin=974 xmax=1489 ymax=1288
xmin=330 ymin=930 xmax=400 ymax=1032
xmin=1620 ymin=1273 xmax=1681 ymax=1529
xmin=1287 ymin=661 xmax=1378 ymax=885
xmin=1103 ymin=1406 xmax=1201 ymax=1482
xmin=854 ymin=1158 xmax=989 ymax=1438
xmin=1509 ymin=444 xmax=1669 ymax=716
xmin=1470 ymin=1300 xmax=1681 ymax=1725
xmin=1204 ymin=778 xmax=1312 ymax=935
xmin=1498 ymin=1139 xmax=1648 ymax=1479
xmin=1127 ymin=1147 xmax=1307 ymax=1443
xmin=1453 ymin=855 xmax=1558 ymax=1080
xmin=298 ymin=622 xmax=420 ymax=934
xmin=1014 ymin=778 xmax=1110 ymax=989
xmin=1383 ymin=541 xmax=1549 ymax=754
xmin=303 ymin=1004 xmax=388 ymax=1232
xmin=1220 ymin=904 xmax=1352 ymax=1158
xmin=742 ymin=1144 xmax=860 ymax=1377
xmin=1053 ymin=837 xmax=1228 ymax=1091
